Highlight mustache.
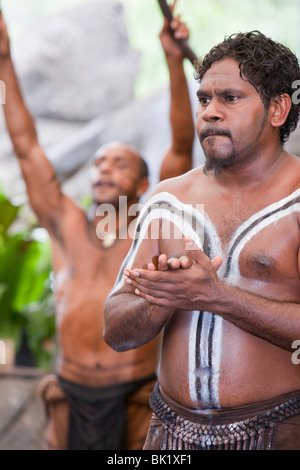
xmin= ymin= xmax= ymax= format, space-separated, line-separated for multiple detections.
xmin=200 ymin=127 xmax=231 ymax=140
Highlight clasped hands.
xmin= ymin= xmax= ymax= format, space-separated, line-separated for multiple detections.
xmin=124 ymin=240 xmax=223 ymax=311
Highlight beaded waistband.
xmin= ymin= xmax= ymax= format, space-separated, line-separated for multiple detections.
xmin=150 ymin=383 xmax=300 ymax=450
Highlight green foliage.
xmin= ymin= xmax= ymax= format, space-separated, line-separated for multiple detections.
xmin=123 ymin=0 xmax=300 ymax=98
xmin=0 ymin=190 xmax=55 ymax=369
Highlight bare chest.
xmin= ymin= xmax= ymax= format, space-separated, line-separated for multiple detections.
xmin=53 ymin=233 xmax=132 ymax=297
xmin=204 ymin=190 xmax=300 ymax=293
xmin=157 ymin=188 xmax=300 ymax=291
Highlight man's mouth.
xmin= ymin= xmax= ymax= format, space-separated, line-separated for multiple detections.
xmin=94 ymin=181 xmax=116 ymax=188
xmin=200 ymin=129 xmax=231 ymax=141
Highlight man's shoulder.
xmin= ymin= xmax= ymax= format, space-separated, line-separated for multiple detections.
xmin=152 ymin=166 xmax=204 ymax=197
xmin=284 ymin=153 xmax=300 ymax=188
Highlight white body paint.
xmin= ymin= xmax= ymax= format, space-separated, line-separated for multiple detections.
xmin=110 ymin=188 xmax=300 ymax=407
xmin=226 ymin=188 xmax=300 ymax=280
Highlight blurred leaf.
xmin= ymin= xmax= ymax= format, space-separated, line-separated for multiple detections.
xmin=0 ymin=191 xmax=20 ymax=234
xmin=0 ymin=188 xmax=54 ymax=368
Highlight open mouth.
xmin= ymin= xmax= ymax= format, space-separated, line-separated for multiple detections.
xmin=94 ymin=181 xmax=116 ymax=188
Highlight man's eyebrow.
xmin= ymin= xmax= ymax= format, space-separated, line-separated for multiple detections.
xmin=94 ymin=155 xmax=129 ymax=163
xmin=197 ymin=87 xmax=243 ymax=98
xmin=216 ymin=88 xmax=242 ymax=96
xmin=196 ymin=88 xmax=210 ymax=98
xmin=114 ymin=155 xmax=130 ymax=161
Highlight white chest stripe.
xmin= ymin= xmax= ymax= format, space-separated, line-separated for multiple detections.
xmin=227 ymin=203 xmax=300 ymax=280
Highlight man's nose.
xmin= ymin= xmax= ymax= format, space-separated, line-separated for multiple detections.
xmin=98 ymin=160 xmax=113 ymax=175
xmin=201 ymin=98 xmax=223 ymax=122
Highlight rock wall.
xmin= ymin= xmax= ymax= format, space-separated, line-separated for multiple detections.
xmin=13 ymin=0 xmax=140 ymax=122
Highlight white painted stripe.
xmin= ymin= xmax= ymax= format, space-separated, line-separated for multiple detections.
xmin=210 ymin=314 xmax=223 ymax=407
xmin=199 ymin=311 xmax=213 ymax=406
xmin=188 ymin=311 xmax=200 ymax=403
xmin=228 ymin=188 xmax=300 ymax=256
xmin=228 ymin=203 xmax=300 ymax=280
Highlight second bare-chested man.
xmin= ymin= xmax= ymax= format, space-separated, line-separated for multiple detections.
xmin=0 ymin=6 xmax=194 ymax=449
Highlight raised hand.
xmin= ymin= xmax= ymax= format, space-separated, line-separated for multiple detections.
xmin=159 ymin=1 xmax=190 ymax=60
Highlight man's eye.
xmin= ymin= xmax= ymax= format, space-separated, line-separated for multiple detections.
xmin=198 ymin=97 xmax=210 ymax=105
xmin=226 ymin=95 xmax=238 ymax=102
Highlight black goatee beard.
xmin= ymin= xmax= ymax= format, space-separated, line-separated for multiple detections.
xmin=199 ymin=127 xmax=235 ymax=176
xmin=203 ymin=151 xmax=237 ymax=176
xmin=201 ymin=108 xmax=268 ymax=176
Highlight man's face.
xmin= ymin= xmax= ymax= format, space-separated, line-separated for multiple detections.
xmin=90 ymin=144 xmax=143 ymax=207
xmin=196 ymin=58 xmax=271 ymax=174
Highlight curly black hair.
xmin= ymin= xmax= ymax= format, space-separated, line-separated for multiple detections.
xmin=195 ymin=31 xmax=300 ymax=144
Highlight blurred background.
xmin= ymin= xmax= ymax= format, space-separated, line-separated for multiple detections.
xmin=0 ymin=0 xmax=299 ymax=449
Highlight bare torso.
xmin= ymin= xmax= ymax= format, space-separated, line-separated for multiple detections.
xmin=155 ymin=153 xmax=300 ymax=408
xmin=51 ymin=205 xmax=159 ymax=387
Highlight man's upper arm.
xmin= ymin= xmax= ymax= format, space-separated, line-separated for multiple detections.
xmin=159 ymin=148 xmax=192 ymax=181
xmin=110 ymin=216 xmax=161 ymax=299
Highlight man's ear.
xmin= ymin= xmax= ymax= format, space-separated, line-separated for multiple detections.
xmin=136 ymin=177 xmax=150 ymax=197
xmin=270 ymin=93 xmax=292 ymax=128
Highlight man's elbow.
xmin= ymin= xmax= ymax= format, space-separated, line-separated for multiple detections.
xmin=103 ymin=294 xmax=142 ymax=352
xmin=103 ymin=328 xmax=137 ymax=353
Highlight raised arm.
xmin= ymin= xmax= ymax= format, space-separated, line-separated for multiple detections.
xmin=159 ymin=3 xmax=195 ymax=181
xmin=0 ymin=11 xmax=67 ymax=233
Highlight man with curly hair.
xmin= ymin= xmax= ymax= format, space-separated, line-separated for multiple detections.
xmin=104 ymin=31 xmax=300 ymax=450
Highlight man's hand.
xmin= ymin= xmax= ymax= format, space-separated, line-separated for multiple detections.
xmin=123 ymin=241 xmax=223 ymax=310
xmin=0 ymin=10 xmax=11 ymax=61
xmin=159 ymin=1 xmax=190 ymax=61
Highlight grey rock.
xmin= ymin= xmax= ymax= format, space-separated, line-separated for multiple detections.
xmin=13 ymin=0 xmax=140 ymax=121
xmin=46 ymin=79 xmax=206 ymax=202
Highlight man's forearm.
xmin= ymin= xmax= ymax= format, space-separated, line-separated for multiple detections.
xmin=1 ymin=57 xmax=38 ymax=156
xmin=167 ymin=56 xmax=194 ymax=153
xmin=213 ymin=281 xmax=300 ymax=351
xmin=103 ymin=292 xmax=173 ymax=352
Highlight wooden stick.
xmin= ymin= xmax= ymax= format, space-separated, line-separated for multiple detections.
xmin=157 ymin=0 xmax=199 ymax=66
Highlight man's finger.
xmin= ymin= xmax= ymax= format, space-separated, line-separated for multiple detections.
xmin=184 ymin=236 xmax=209 ymax=265
xmin=179 ymin=255 xmax=193 ymax=269
xmin=211 ymin=256 xmax=223 ymax=271
xmin=184 ymin=237 xmax=201 ymax=251
xmin=167 ymin=257 xmax=181 ymax=270
xmin=147 ymin=262 xmax=157 ymax=271
xmin=158 ymin=254 xmax=169 ymax=271
xmin=185 ymin=245 xmax=223 ymax=272
xmin=134 ymin=288 xmax=171 ymax=307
